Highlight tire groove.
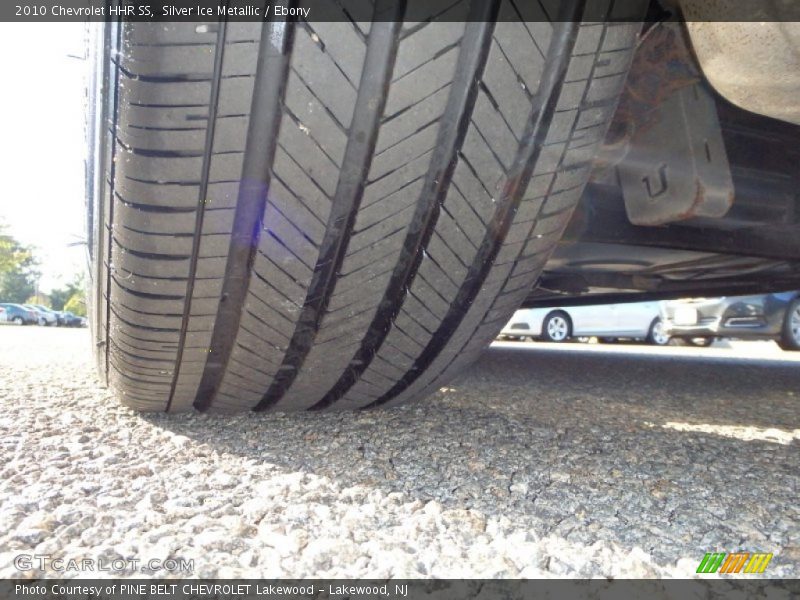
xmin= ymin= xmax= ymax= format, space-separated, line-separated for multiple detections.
xmin=283 ymin=105 xmax=343 ymax=168
xmin=250 ymin=269 xmax=304 ymax=310
xmin=275 ymin=142 xmax=335 ymax=201
xmin=254 ymin=248 xmax=310 ymax=286
xmin=360 ymin=172 xmax=427 ymax=210
xmin=374 ymin=117 xmax=440 ymax=159
xmin=367 ymin=147 xmax=436 ymax=186
xmin=300 ymin=21 xmax=361 ymax=90
xmin=353 ymin=203 xmax=415 ymax=236
xmin=311 ymin=0 xmax=499 ymax=410
xmin=242 ymin=309 xmax=293 ymax=345
xmin=380 ymin=80 xmax=451 ymax=125
xmin=289 ymin=67 xmax=351 ymax=135
xmin=109 ymin=306 xmax=181 ymax=333
xmin=264 ymin=197 xmax=322 ymax=248
xmin=108 ymin=339 xmax=175 ymax=365
xmin=193 ymin=17 xmax=296 ymax=411
xmin=255 ymin=4 xmax=405 ymax=411
xmin=245 ymin=288 xmax=303 ymax=329
xmin=231 ymin=348 xmax=281 ymax=375
xmin=264 ymin=230 xmax=317 ymax=271
xmin=390 ymin=40 xmax=460 ymax=85
xmin=367 ymin=7 xmax=584 ymax=409
xmin=416 ymin=18 xmax=632 ymax=400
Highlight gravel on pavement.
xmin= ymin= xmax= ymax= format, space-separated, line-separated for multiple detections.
xmin=0 ymin=327 xmax=798 ymax=578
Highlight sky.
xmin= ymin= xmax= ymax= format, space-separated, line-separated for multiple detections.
xmin=0 ymin=23 xmax=87 ymax=293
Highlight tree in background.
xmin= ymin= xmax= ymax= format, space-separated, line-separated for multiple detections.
xmin=0 ymin=225 xmax=40 ymax=303
xmin=26 ymin=293 xmax=51 ymax=307
xmin=49 ymin=279 xmax=82 ymax=311
xmin=64 ymin=292 xmax=87 ymax=317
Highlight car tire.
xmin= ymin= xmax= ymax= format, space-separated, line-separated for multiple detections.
xmin=778 ymin=298 xmax=800 ymax=351
xmin=541 ymin=311 xmax=572 ymax=343
xmin=673 ymin=337 xmax=713 ymax=347
xmin=88 ymin=8 xmax=642 ymax=412
xmin=12 ymin=316 xmax=24 ymax=326
xmin=646 ymin=318 xmax=671 ymax=346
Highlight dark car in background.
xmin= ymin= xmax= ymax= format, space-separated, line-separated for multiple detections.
xmin=57 ymin=311 xmax=85 ymax=328
xmin=0 ymin=303 xmax=38 ymax=325
xmin=661 ymin=292 xmax=800 ymax=351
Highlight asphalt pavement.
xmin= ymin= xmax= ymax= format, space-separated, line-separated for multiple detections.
xmin=0 ymin=326 xmax=797 ymax=578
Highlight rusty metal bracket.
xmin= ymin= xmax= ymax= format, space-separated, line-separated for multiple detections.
xmin=618 ymin=82 xmax=734 ymax=226
xmin=595 ymin=21 xmax=736 ymax=227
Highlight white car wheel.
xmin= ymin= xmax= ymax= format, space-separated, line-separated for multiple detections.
xmin=648 ymin=319 xmax=671 ymax=346
xmin=790 ymin=303 xmax=800 ymax=345
xmin=543 ymin=313 xmax=570 ymax=343
xmin=778 ymin=299 xmax=800 ymax=351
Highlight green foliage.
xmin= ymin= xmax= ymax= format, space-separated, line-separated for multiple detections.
xmin=26 ymin=294 xmax=51 ymax=307
xmin=49 ymin=277 xmax=83 ymax=311
xmin=64 ymin=292 xmax=87 ymax=317
xmin=0 ymin=225 xmax=40 ymax=304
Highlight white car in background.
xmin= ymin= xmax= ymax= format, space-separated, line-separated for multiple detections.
xmin=23 ymin=304 xmax=58 ymax=326
xmin=500 ymin=301 xmax=670 ymax=346
xmin=30 ymin=304 xmax=60 ymax=327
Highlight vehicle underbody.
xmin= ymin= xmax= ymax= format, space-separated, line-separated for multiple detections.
xmin=524 ymin=9 xmax=800 ymax=308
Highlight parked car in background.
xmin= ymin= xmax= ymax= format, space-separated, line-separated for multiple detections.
xmin=24 ymin=304 xmax=58 ymax=326
xmin=57 ymin=311 xmax=85 ymax=328
xmin=24 ymin=305 xmax=44 ymax=326
xmin=31 ymin=305 xmax=62 ymax=326
xmin=500 ymin=301 xmax=670 ymax=346
xmin=661 ymin=292 xmax=800 ymax=351
xmin=0 ymin=306 xmax=6 ymax=323
xmin=0 ymin=303 xmax=38 ymax=325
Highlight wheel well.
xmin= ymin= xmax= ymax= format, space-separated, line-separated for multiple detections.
xmin=785 ymin=295 xmax=800 ymax=318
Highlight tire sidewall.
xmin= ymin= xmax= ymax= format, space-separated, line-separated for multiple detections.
xmin=779 ymin=298 xmax=800 ymax=351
